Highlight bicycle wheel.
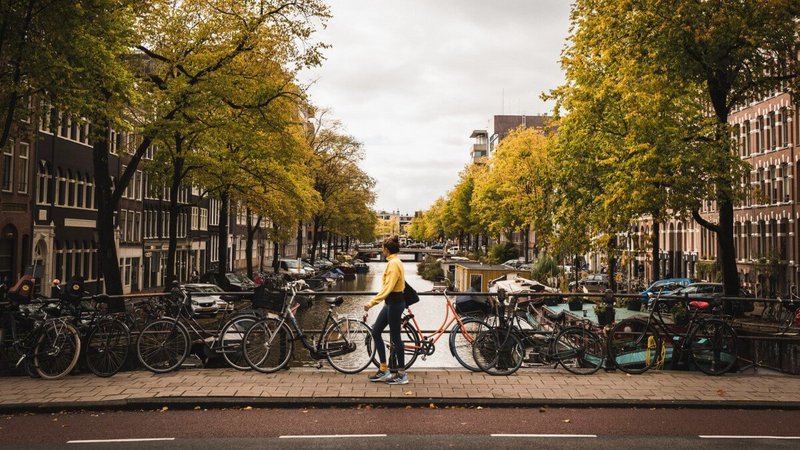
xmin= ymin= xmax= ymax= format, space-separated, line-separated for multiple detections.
xmin=324 ymin=318 xmax=376 ymax=374
xmin=219 ymin=314 xmax=258 ymax=370
xmin=471 ymin=327 xmax=524 ymax=376
xmin=607 ymin=319 xmax=662 ymax=374
xmin=136 ymin=319 xmax=189 ymax=373
xmin=370 ymin=321 xmax=421 ymax=370
xmin=689 ymin=320 xmax=737 ymax=375
xmin=33 ymin=321 xmax=81 ymax=380
xmin=553 ymin=326 xmax=604 ymax=375
xmin=243 ymin=318 xmax=293 ymax=373
xmin=449 ymin=318 xmax=492 ymax=371
xmin=85 ymin=319 xmax=130 ymax=377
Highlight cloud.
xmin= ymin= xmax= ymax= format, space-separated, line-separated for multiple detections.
xmin=299 ymin=0 xmax=571 ymax=213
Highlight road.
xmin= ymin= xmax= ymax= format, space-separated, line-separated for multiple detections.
xmin=2 ymin=407 xmax=800 ymax=449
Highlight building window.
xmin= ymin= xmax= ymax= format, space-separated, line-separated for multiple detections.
xmin=36 ymin=161 xmax=49 ymax=205
xmin=56 ymin=168 xmax=66 ymax=205
xmin=16 ymin=142 xmax=28 ymax=193
xmin=200 ymin=208 xmax=208 ymax=231
xmin=2 ymin=144 xmax=13 ymax=192
xmin=191 ymin=207 xmax=199 ymax=230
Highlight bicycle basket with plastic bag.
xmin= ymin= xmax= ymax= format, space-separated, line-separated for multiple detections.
xmin=252 ymin=284 xmax=287 ymax=313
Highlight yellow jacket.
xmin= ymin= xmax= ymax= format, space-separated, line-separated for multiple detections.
xmin=367 ymin=253 xmax=405 ymax=308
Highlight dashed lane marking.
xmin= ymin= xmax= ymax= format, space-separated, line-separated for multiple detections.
xmin=491 ymin=434 xmax=597 ymax=438
xmin=699 ymin=435 xmax=800 ymax=440
xmin=67 ymin=438 xmax=176 ymax=444
xmin=279 ymin=434 xmax=387 ymax=439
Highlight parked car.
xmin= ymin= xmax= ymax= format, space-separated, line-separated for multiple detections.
xmin=180 ymin=283 xmax=234 ymax=316
xmin=669 ymin=282 xmax=755 ymax=315
xmin=199 ymin=272 xmax=255 ymax=295
xmin=278 ymin=258 xmax=311 ymax=278
xmin=568 ymin=274 xmax=609 ymax=293
xmin=640 ymin=278 xmax=693 ymax=305
xmin=431 ymin=243 xmax=445 ymax=250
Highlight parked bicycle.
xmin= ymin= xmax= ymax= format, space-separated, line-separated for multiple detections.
xmin=381 ymin=288 xmax=494 ymax=371
xmin=0 ymin=276 xmax=82 ymax=380
xmin=242 ymin=280 xmax=375 ymax=374
xmin=760 ymin=286 xmax=799 ymax=334
xmin=52 ymin=277 xmax=132 ymax=377
xmin=472 ymin=292 xmax=605 ymax=376
xmin=135 ymin=282 xmax=260 ymax=373
xmin=607 ymin=293 xmax=737 ymax=375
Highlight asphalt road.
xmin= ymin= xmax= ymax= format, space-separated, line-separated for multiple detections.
xmin=2 ymin=407 xmax=800 ymax=449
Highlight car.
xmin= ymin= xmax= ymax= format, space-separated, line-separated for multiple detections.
xmin=640 ymin=278 xmax=693 ymax=305
xmin=199 ymin=272 xmax=255 ymax=295
xmin=668 ymin=282 xmax=754 ymax=315
xmin=568 ymin=274 xmax=609 ymax=293
xmin=430 ymin=243 xmax=445 ymax=250
xmin=180 ymin=283 xmax=234 ymax=316
xmin=502 ymin=257 xmax=526 ymax=268
xmin=278 ymin=258 xmax=311 ymax=278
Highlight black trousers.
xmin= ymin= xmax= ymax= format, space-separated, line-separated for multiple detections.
xmin=371 ymin=292 xmax=406 ymax=371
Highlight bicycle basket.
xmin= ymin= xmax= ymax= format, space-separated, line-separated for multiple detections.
xmin=252 ymin=285 xmax=287 ymax=313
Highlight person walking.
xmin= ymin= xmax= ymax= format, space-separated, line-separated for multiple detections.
xmin=364 ymin=236 xmax=408 ymax=385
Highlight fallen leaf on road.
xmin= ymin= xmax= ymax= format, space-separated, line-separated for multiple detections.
xmin=302 ymin=410 xmax=308 ymax=413
xmin=716 ymin=389 xmax=726 ymax=397
xmin=405 ymin=405 xmax=412 ymax=409
xmin=460 ymin=422 xmax=467 ymax=425
xmin=243 ymin=406 xmax=253 ymax=411
xmin=429 ymin=403 xmax=437 ymax=409
xmin=160 ymin=406 xmax=168 ymax=412
xmin=563 ymin=419 xmax=571 ymax=423
xmin=90 ymin=414 xmax=99 ymax=418
xmin=476 ymin=406 xmax=483 ymax=410
xmin=194 ymin=406 xmax=201 ymax=410
xmin=539 ymin=407 xmax=547 ymax=413
xmin=52 ymin=418 xmax=58 ymax=422
xmin=404 ymin=391 xmax=413 ymax=396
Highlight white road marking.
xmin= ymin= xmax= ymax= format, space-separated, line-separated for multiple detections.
xmin=699 ymin=435 xmax=800 ymax=440
xmin=491 ymin=434 xmax=597 ymax=438
xmin=279 ymin=434 xmax=387 ymax=439
xmin=67 ymin=438 xmax=176 ymax=444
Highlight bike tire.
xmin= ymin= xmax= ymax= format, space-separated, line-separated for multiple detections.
xmin=85 ymin=319 xmax=130 ymax=377
xmin=607 ymin=319 xmax=662 ymax=374
xmin=243 ymin=318 xmax=293 ymax=373
xmin=324 ymin=318 xmax=376 ymax=374
xmin=553 ymin=326 xmax=604 ymax=375
xmin=33 ymin=321 xmax=81 ymax=380
xmin=220 ymin=314 xmax=258 ymax=370
xmin=370 ymin=320 xmax=420 ymax=370
xmin=449 ymin=318 xmax=492 ymax=372
xmin=136 ymin=318 xmax=190 ymax=373
xmin=689 ymin=319 xmax=737 ymax=375
xmin=471 ymin=327 xmax=524 ymax=376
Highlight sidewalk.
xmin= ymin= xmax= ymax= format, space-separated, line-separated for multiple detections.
xmin=1 ymin=368 xmax=799 ymax=412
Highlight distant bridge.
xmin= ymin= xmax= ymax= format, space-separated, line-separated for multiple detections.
xmin=356 ymin=248 xmax=444 ymax=261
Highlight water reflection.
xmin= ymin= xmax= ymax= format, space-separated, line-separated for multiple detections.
xmin=297 ymin=260 xmax=461 ymax=368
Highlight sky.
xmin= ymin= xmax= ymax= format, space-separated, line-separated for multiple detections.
xmin=299 ymin=0 xmax=573 ymax=214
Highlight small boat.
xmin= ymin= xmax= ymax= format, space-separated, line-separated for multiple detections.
xmin=353 ymin=259 xmax=369 ymax=274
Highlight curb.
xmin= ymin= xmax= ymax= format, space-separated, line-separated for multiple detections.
xmin=4 ymin=396 xmax=800 ymax=413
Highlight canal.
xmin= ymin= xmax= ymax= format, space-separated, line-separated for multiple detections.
xmin=297 ymin=256 xmax=461 ymax=369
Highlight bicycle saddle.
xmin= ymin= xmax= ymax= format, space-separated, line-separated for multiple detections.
xmin=324 ymin=296 xmax=344 ymax=306
xmin=6 ymin=275 xmax=34 ymax=305
xmin=688 ymin=301 xmax=710 ymax=310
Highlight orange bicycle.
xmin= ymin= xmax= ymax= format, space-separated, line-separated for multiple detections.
xmin=370 ymin=289 xmax=493 ymax=371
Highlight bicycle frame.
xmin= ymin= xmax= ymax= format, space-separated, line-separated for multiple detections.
xmin=401 ymin=290 xmax=480 ymax=354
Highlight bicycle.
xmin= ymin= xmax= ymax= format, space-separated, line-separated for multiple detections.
xmin=52 ymin=277 xmax=131 ymax=377
xmin=379 ymin=288 xmax=494 ymax=372
xmin=760 ymin=286 xmax=799 ymax=334
xmin=135 ymin=282 xmax=261 ymax=373
xmin=242 ymin=280 xmax=376 ymax=374
xmin=472 ymin=293 xmax=605 ymax=376
xmin=0 ymin=276 xmax=82 ymax=380
xmin=607 ymin=293 xmax=737 ymax=375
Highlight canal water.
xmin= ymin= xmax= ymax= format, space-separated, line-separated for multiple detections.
xmin=297 ymin=257 xmax=461 ymax=368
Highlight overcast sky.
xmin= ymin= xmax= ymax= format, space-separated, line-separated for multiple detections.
xmin=300 ymin=0 xmax=572 ymax=214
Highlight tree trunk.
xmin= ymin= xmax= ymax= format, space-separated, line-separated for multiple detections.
xmin=92 ymin=123 xmax=122 ymax=294
xmin=165 ymin=146 xmax=184 ymax=287
xmin=717 ymin=197 xmax=739 ymax=297
xmin=651 ymin=220 xmax=660 ymax=283
xmin=0 ymin=0 xmax=33 ymax=150
xmin=295 ymin=220 xmax=303 ymax=259
xmin=326 ymin=230 xmax=332 ymax=259
xmin=310 ymin=216 xmax=321 ymax=263
xmin=217 ymin=190 xmax=229 ymax=275
xmin=271 ymin=223 xmax=280 ymax=274
xmin=523 ymin=227 xmax=529 ymax=263
xmin=245 ymin=209 xmax=261 ymax=278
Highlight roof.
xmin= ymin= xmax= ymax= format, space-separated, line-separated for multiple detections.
xmin=455 ymin=262 xmax=523 ymax=271
xmin=470 ymin=129 xmax=488 ymax=138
